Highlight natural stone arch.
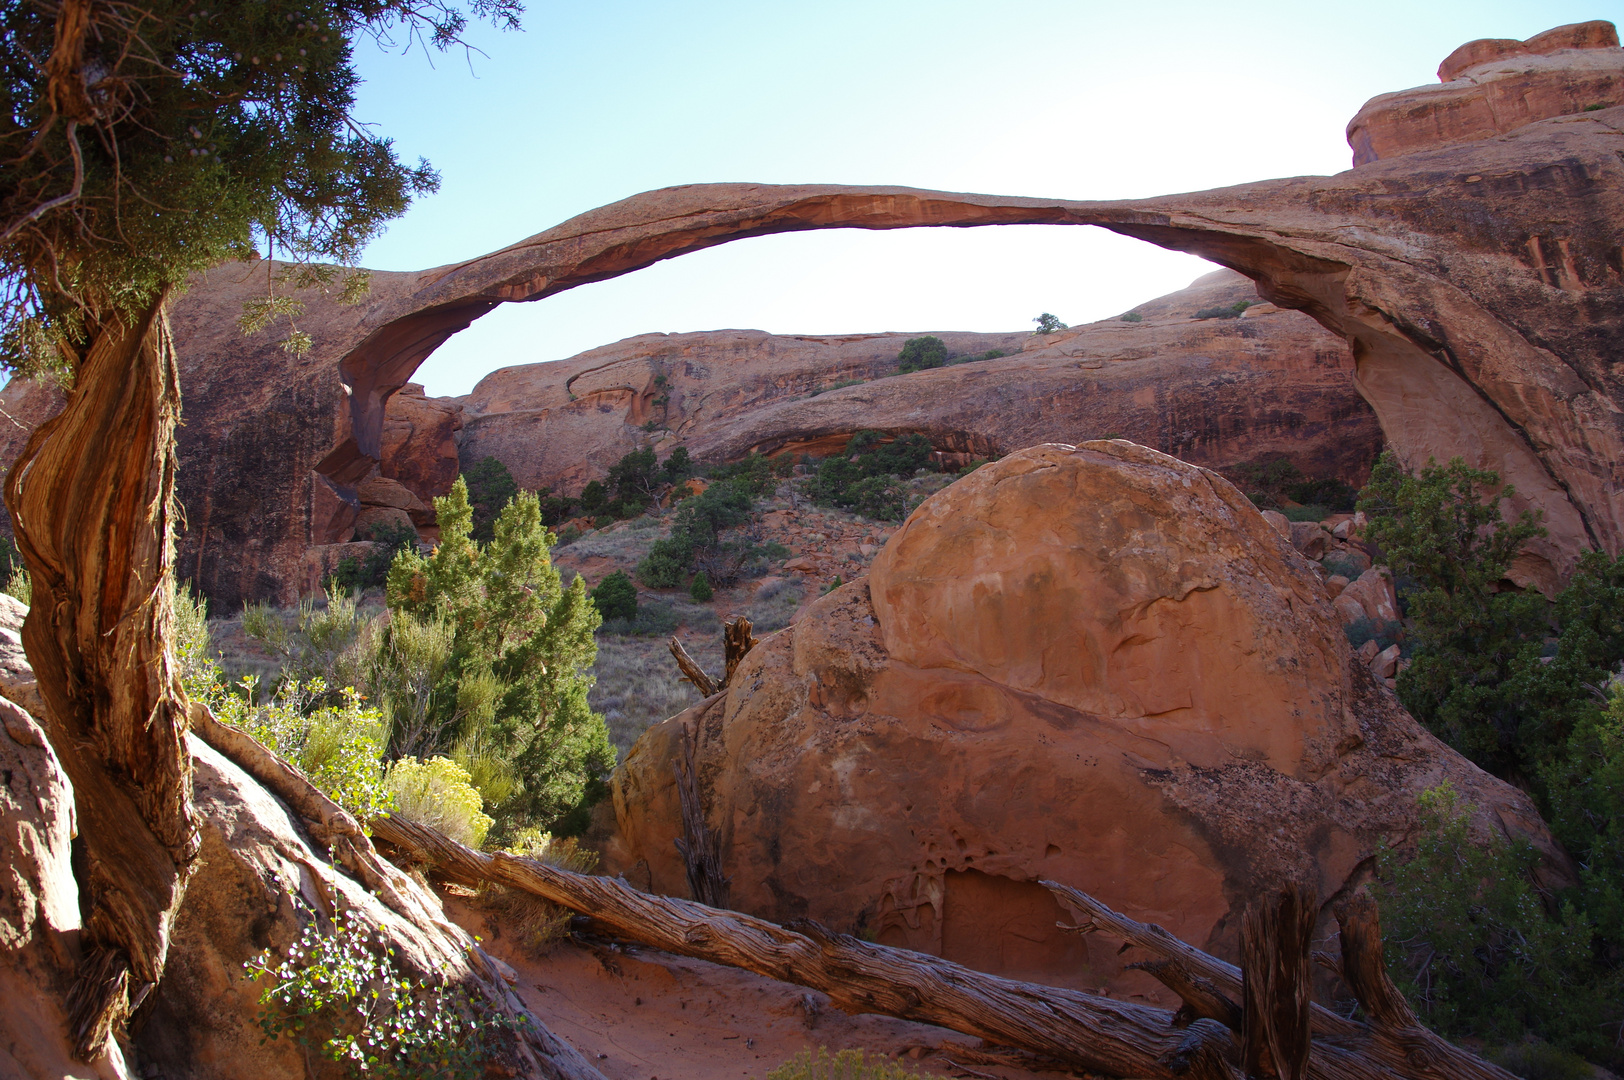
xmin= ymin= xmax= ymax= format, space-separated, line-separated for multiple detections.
xmin=6 ymin=101 xmax=1614 ymax=604
xmin=315 ymin=105 xmax=1624 ymax=596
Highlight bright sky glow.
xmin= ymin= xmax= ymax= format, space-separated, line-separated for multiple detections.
xmin=350 ymin=0 xmax=1617 ymax=397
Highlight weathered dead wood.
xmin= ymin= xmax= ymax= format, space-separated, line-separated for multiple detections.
xmin=1128 ymin=959 xmax=1242 ymax=1031
xmin=188 ymin=709 xmax=609 ymax=1080
xmin=4 ymin=296 xmax=199 ymax=1057
xmin=375 ymin=812 xmax=1242 ymax=1080
xmin=671 ymin=720 xmax=730 ymax=908
xmin=1045 ymin=880 xmax=1519 ymax=1080
xmin=1332 ymin=893 xmax=1515 ymax=1080
xmin=720 ymin=615 xmax=758 ymax=689
xmin=1241 ymin=887 xmax=1315 ymax=1080
xmin=667 ymin=636 xmax=715 ymax=696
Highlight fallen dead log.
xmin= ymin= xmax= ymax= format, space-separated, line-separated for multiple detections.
xmin=374 ymin=812 xmax=1243 ymax=1080
xmin=376 ymin=812 xmax=1525 ymax=1080
xmin=1044 ymin=880 xmax=1518 ymax=1080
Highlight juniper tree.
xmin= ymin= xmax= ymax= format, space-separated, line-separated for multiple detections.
xmin=0 ymin=0 xmax=518 ymax=1056
xmin=383 ymin=478 xmax=614 ymax=837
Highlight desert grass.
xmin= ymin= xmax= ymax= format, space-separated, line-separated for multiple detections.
xmin=589 ymin=631 xmax=723 ymax=751
xmin=476 ymin=832 xmax=598 ymax=953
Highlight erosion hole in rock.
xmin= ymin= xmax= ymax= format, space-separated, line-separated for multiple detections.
xmin=938 ymin=869 xmax=1096 ymax=991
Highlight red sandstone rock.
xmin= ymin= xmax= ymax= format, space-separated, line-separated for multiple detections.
xmin=380 ymin=383 xmax=462 ymax=511
xmin=1348 ymin=20 xmax=1623 ymax=166
xmin=453 ymin=270 xmax=1377 ymax=496
xmin=604 ymin=443 xmax=1563 ymax=987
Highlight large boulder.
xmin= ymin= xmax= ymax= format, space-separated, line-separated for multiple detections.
xmin=605 ymin=443 xmax=1564 ymax=991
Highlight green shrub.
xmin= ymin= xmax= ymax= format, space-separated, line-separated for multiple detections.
xmin=706 ymin=451 xmax=780 ymax=496
xmin=1344 ymin=615 xmax=1403 ymax=652
xmin=689 ymin=571 xmax=713 ymax=602
xmin=241 ymin=679 xmax=396 ymax=827
xmin=578 ymin=480 xmax=608 ymax=517
xmin=767 ymin=1047 xmax=926 ymax=1080
xmin=1193 ymin=300 xmax=1251 ymax=320
xmin=897 ymin=335 xmax=948 ymax=372
xmin=604 ymin=445 xmax=660 ymax=517
xmin=589 ymin=570 xmax=639 ymax=621
xmin=948 ymin=348 xmax=1006 ymax=365
xmin=331 ymin=518 xmax=417 ymax=594
xmin=245 ymin=897 xmax=514 ymax=1079
xmin=661 ymin=446 xmax=694 ymax=484
xmin=1120 ymin=311 xmax=1143 ymax=323
xmin=1358 ymin=452 xmax=1547 ymax=774
xmin=1031 ymin=313 xmax=1068 ymax=335
xmin=463 ymin=457 xmax=519 ymax=543
xmin=534 ymin=486 xmax=575 ymax=527
xmin=1377 ymin=784 xmax=1612 ymax=1059
xmin=598 ymin=599 xmax=681 ymax=638
xmin=383 ymin=478 xmax=614 ymax=837
xmin=243 ymin=586 xmax=371 ymax=698
xmin=0 ymin=536 xmax=27 ymax=603
xmin=385 ymin=755 xmax=493 ymax=848
xmin=636 ymin=480 xmax=757 ymax=588
xmin=805 ymin=431 xmax=936 ymax=519
xmin=1542 ymin=681 xmax=1624 ymax=946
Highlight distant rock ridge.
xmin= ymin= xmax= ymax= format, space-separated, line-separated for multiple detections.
xmin=446 ymin=268 xmax=1378 ymax=497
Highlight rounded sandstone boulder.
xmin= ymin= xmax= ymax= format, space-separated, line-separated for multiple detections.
xmin=605 ymin=442 xmax=1562 ymax=993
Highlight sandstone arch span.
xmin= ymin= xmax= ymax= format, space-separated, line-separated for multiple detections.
xmin=312 ymin=102 xmax=1621 ymax=596
xmin=7 ymin=95 xmax=1616 ymax=604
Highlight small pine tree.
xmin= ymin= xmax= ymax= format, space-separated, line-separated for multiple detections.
xmin=383 ymin=477 xmax=614 ymax=836
xmin=689 ymin=572 xmax=714 ymax=602
xmin=590 ymin=570 xmax=639 ymax=620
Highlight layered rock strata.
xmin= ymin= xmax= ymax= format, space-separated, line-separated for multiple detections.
xmin=0 ymin=23 xmax=1618 ymax=601
xmin=603 ymin=442 xmax=1564 ymax=990
xmin=453 ymin=269 xmax=1378 ymax=495
xmin=1347 ymin=21 xmax=1623 ymax=166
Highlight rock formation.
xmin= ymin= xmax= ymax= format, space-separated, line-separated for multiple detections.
xmin=0 ymin=21 xmax=1617 ymax=603
xmin=453 ymin=269 xmax=1378 ymax=495
xmin=603 ymin=443 xmax=1563 ymax=990
xmin=1347 ymin=21 xmax=1624 ymax=166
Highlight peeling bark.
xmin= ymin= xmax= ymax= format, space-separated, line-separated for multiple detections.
xmin=4 ymin=294 xmax=198 ymax=1057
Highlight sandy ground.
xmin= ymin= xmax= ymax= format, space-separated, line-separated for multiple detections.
xmin=445 ymin=897 xmax=1096 ymax=1080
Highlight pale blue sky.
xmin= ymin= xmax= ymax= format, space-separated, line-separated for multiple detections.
xmin=350 ymin=0 xmax=1620 ymax=397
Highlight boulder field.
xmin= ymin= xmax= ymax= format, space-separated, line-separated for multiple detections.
xmin=2 ymin=23 xmax=1619 ymax=603
xmin=603 ymin=443 xmax=1562 ymax=992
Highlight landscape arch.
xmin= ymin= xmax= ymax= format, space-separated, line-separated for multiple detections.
xmin=9 ymin=98 xmax=1605 ymax=605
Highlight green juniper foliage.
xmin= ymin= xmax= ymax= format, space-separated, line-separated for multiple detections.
xmin=462 ymin=457 xmax=519 ymax=542
xmin=1377 ymin=785 xmax=1614 ymax=1061
xmin=1030 ymin=312 xmax=1068 ymax=334
xmin=688 ymin=570 xmax=713 ymax=602
xmin=806 ymin=430 xmax=935 ymax=521
xmin=896 ymin=335 xmax=947 ymax=372
xmin=636 ymin=479 xmax=756 ymax=588
xmin=384 ymin=477 xmax=614 ymax=837
xmin=1362 ymin=453 xmax=1624 ymax=1066
xmin=2 ymin=0 xmax=520 ymax=373
xmin=589 ymin=569 xmax=639 ymax=621
xmin=1357 ymin=452 xmax=1547 ymax=775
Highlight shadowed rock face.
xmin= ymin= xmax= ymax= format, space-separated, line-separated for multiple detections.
xmin=452 ymin=269 xmax=1379 ymax=496
xmin=603 ymin=443 xmax=1565 ymax=989
xmin=0 ymin=24 xmax=1618 ymax=603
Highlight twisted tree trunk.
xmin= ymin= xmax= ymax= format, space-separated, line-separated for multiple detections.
xmin=4 ymin=293 xmax=198 ymax=1058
